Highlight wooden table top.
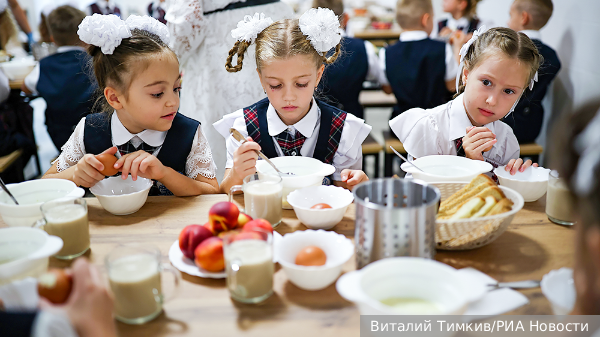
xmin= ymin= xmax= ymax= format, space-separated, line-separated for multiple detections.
xmin=1 ymin=193 xmax=574 ymax=336
xmin=9 ymin=79 xmax=23 ymax=90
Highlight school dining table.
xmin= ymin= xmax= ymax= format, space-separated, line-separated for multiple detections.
xmin=1 ymin=192 xmax=575 ymax=336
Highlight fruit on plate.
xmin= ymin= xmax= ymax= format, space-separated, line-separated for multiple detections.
xmin=236 ymin=212 xmax=252 ymax=228
xmin=242 ymin=219 xmax=273 ymax=234
xmin=194 ymin=237 xmax=224 ymax=272
xmin=38 ymin=269 xmax=73 ymax=304
xmin=96 ymin=153 xmax=118 ymax=176
xmin=179 ymin=224 xmax=213 ymax=259
xmin=208 ymin=202 xmax=240 ymax=230
xmin=204 ymin=220 xmax=227 ymax=235
xmin=295 ymin=246 xmax=327 ymax=266
xmin=232 ymin=231 xmax=263 ymax=242
xmin=310 ymin=203 xmax=332 ymax=209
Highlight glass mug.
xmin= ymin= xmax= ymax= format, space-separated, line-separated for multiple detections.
xmin=105 ymin=243 xmax=180 ymax=325
xmin=223 ymin=228 xmax=274 ymax=304
xmin=229 ymin=173 xmax=283 ymax=227
xmin=546 ymin=170 xmax=577 ymax=225
xmin=34 ymin=197 xmax=90 ymax=259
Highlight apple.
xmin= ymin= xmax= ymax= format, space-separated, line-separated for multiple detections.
xmin=236 ymin=212 xmax=253 ymax=228
xmin=242 ymin=219 xmax=273 ymax=234
xmin=208 ymin=202 xmax=239 ymax=230
xmin=38 ymin=269 xmax=73 ymax=304
xmin=194 ymin=237 xmax=224 ymax=272
xmin=179 ymin=224 xmax=213 ymax=259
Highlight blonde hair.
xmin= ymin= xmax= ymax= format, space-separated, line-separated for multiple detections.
xmin=396 ymin=0 xmax=433 ymax=30
xmin=226 ymin=18 xmax=341 ymax=73
xmin=464 ymin=0 xmax=482 ymax=18
xmin=313 ymin=0 xmax=343 ymax=17
xmin=0 ymin=11 xmax=18 ymax=51
xmin=514 ymin=0 xmax=553 ymax=30
xmin=456 ymin=27 xmax=542 ymax=95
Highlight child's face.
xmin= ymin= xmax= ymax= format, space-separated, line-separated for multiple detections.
xmin=258 ymin=55 xmax=324 ymax=125
xmin=462 ymin=54 xmax=529 ymax=126
xmin=443 ymin=0 xmax=462 ymax=13
xmin=507 ymin=2 xmax=524 ymax=31
xmin=117 ymin=54 xmax=181 ymax=134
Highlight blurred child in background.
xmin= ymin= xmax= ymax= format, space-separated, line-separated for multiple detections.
xmin=434 ymin=0 xmax=483 ymax=40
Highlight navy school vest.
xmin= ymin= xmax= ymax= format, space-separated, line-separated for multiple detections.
xmin=319 ymin=37 xmax=368 ymax=119
xmin=83 ymin=113 xmax=199 ymax=196
xmin=90 ymin=3 xmax=121 ymax=16
xmin=243 ymin=98 xmax=347 ymax=184
xmin=385 ymin=38 xmax=448 ymax=119
xmin=438 ymin=17 xmax=480 ymax=34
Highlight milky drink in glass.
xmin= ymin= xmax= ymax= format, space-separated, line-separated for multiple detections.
xmin=37 ymin=198 xmax=89 ymax=259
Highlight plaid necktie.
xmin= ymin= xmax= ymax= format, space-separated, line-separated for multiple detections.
xmin=454 ymin=138 xmax=466 ymax=157
xmin=274 ymin=129 xmax=306 ymax=156
xmin=117 ymin=139 xmax=159 ymax=156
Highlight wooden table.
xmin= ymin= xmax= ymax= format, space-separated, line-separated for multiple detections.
xmin=1 ymin=194 xmax=574 ymax=336
xmin=9 ymin=79 xmax=23 ymax=90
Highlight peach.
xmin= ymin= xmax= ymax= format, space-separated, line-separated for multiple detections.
xmin=242 ymin=219 xmax=273 ymax=234
xmin=209 ymin=202 xmax=239 ymax=230
xmin=179 ymin=224 xmax=213 ymax=259
xmin=232 ymin=231 xmax=263 ymax=242
xmin=194 ymin=237 xmax=224 ymax=272
xmin=204 ymin=220 xmax=227 ymax=235
xmin=236 ymin=212 xmax=253 ymax=228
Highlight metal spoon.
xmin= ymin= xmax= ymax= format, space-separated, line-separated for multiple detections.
xmin=0 ymin=177 xmax=19 ymax=205
xmin=389 ymin=146 xmax=425 ymax=173
xmin=487 ymin=280 xmax=540 ymax=290
xmin=229 ymin=128 xmax=294 ymax=176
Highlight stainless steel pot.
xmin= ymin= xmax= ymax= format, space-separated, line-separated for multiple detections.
xmin=353 ymin=178 xmax=441 ymax=269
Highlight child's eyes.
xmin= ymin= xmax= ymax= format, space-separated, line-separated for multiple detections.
xmin=269 ymin=84 xmax=282 ymax=90
xmin=503 ymin=89 xmax=515 ymax=95
xmin=296 ymin=82 xmax=309 ymax=88
xmin=174 ymin=87 xmax=181 ymax=94
xmin=482 ymin=79 xmax=492 ymax=86
xmin=151 ymin=92 xmax=163 ymax=98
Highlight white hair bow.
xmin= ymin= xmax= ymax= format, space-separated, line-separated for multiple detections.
xmin=78 ymin=14 xmax=169 ymax=55
xmin=573 ymin=109 xmax=600 ymax=196
xmin=0 ymin=0 xmax=7 ymax=14
xmin=231 ymin=13 xmax=273 ymax=43
xmin=299 ymin=7 xmax=342 ymax=54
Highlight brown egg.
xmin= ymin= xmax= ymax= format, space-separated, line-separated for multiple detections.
xmin=295 ymin=246 xmax=327 ymax=266
xmin=38 ymin=269 xmax=73 ymax=304
xmin=96 ymin=153 xmax=118 ymax=176
xmin=310 ymin=203 xmax=332 ymax=209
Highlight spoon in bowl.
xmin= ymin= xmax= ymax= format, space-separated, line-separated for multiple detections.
xmin=389 ymin=146 xmax=425 ymax=173
xmin=229 ymin=128 xmax=294 ymax=176
xmin=0 ymin=177 xmax=19 ymax=205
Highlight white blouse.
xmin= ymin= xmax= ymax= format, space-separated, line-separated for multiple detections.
xmin=213 ymin=98 xmax=372 ymax=181
xmin=389 ymin=93 xmax=520 ymax=167
xmin=54 ymin=114 xmax=217 ymax=180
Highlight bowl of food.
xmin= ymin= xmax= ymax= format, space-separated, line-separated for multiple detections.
xmin=0 ymin=179 xmax=85 ymax=227
xmin=286 ymin=185 xmax=353 ymax=230
xmin=541 ymin=268 xmax=576 ymax=315
xmin=256 ymin=156 xmax=335 ymax=209
xmin=0 ymin=227 xmax=63 ymax=285
xmin=275 ymin=229 xmax=353 ymax=291
xmin=336 ymin=257 xmax=486 ymax=315
xmin=0 ymin=58 xmax=36 ymax=80
xmin=401 ymin=155 xmax=493 ymax=182
xmin=90 ymin=176 xmax=152 ymax=215
xmin=494 ymin=166 xmax=550 ymax=202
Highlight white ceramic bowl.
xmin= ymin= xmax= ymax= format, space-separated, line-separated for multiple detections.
xmin=0 ymin=227 xmax=63 ymax=285
xmin=0 ymin=179 xmax=85 ymax=227
xmin=276 ymin=229 xmax=354 ymax=291
xmin=494 ymin=166 xmax=550 ymax=202
xmin=256 ymin=156 xmax=335 ymax=209
xmin=336 ymin=257 xmax=486 ymax=315
xmin=287 ymin=185 xmax=354 ymax=230
xmin=0 ymin=58 xmax=36 ymax=80
xmin=401 ymin=155 xmax=493 ymax=182
xmin=90 ymin=176 xmax=152 ymax=215
xmin=541 ymin=268 xmax=576 ymax=315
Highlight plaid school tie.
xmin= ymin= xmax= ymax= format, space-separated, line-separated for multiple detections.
xmin=274 ymin=129 xmax=306 ymax=156
xmin=117 ymin=139 xmax=159 ymax=156
xmin=454 ymin=138 xmax=466 ymax=157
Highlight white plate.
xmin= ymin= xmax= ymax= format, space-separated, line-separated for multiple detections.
xmin=168 ymin=232 xmax=282 ymax=279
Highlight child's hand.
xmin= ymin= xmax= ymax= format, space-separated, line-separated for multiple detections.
xmin=341 ymin=169 xmax=368 ymax=191
xmin=505 ymin=158 xmax=538 ymax=175
xmin=439 ymin=27 xmax=454 ymax=39
xmin=232 ymin=137 xmax=260 ymax=181
xmin=73 ymin=147 xmax=118 ymax=187
xmin=115 ymin=150 xmax=167 ymax=181
xmin=462 ymin=126 xmax=497 ymax=161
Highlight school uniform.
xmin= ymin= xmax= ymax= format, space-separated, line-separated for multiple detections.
xmin=378 ymin=31 xmax=458 ymax=120
xmin=504 ymin=30 xmax=561 ymax=144
xmin=24 ymin=46 xmax=97 ymax=150
xmin=87 ymin=0 xmax=121 ymax=16
xmin=54 ymin=112 xmax=217 ymax=196
xmin=389 ymin=93 xmax=520 ymax=167
xmin=318 ymin=35 xmax=380 ymax=119
xmin=148 ymin=1 xmax=167 ymax=24
xmin=213 ymin=97 xmax=372 ymax=182
xmin=433 ymin=16 xmax=482 ymax=38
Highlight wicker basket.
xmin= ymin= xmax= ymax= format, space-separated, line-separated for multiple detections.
xmin=431 ymin=182 xmax=524 ymax=250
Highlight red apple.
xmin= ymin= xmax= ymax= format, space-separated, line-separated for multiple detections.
xmin=194 ymin=237 xmax=224 ymax=272
xmin=204 ymin=220 xmax=227 ymax=235
xmin=236 ymin=212 xmax=253 ymax=228
xmin=179 ymin=224 xmax=213 ymax=259
xmin=242 ymin=219 xmax=273 ymax=234
xmin=209 ymin=202 xmax=239 ymax=230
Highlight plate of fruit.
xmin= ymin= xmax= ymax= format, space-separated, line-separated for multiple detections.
xmin=169 ymin=201 xmax=282 ymax=278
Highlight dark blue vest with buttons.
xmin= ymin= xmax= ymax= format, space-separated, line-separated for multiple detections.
xmin=438 ymin=17 xmax=480 ymax=34
xmin=385 ymin=38 xmax=448 ymax=119
xmin=319 ymin=37 xmax=368 ymax=119
xmin=83 ymin=112 xmax=199 ymax=196
xmin=37 ymin=50 xmax=96 ymax=132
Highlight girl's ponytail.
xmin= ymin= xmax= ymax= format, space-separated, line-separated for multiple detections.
xmin=226 ymin=40 xmax=251 ymax=73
